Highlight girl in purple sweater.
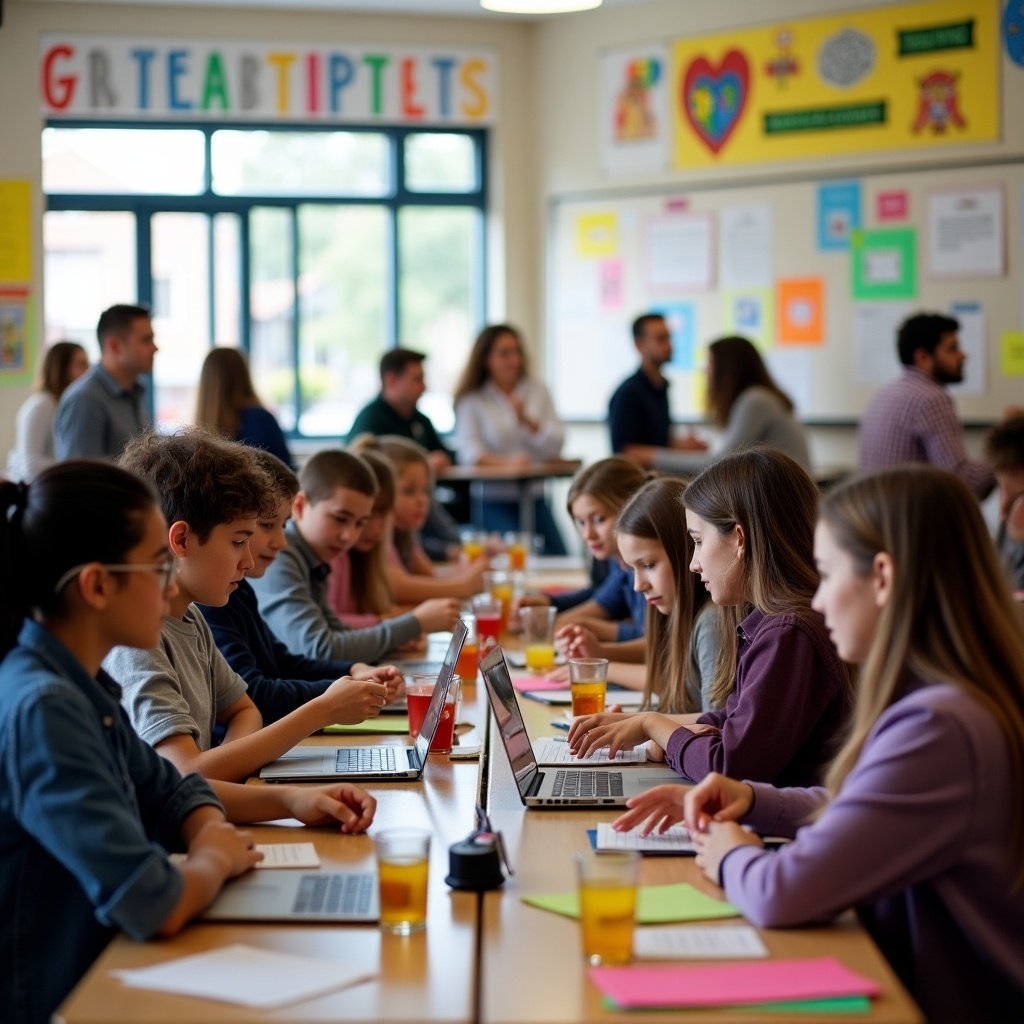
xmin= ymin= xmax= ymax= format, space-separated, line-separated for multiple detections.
xmin=616 ymin=466 xmax=1024 ymax=1022
xmin=569 ymin=448 xmax=852 ymax=787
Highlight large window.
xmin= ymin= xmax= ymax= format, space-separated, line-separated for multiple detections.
xmin=43 ymin=124 xmax=486 ymax=436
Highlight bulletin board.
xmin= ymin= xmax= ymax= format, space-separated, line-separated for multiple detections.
xmin=547 ymin=160 xmax=1024 ymax=424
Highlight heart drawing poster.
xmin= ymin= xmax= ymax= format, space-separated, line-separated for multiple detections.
xmin=681 ymin=49 xmax=751 ymax=156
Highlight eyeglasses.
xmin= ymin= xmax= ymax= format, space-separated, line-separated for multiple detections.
xmin=53 ymin=560 xmax=177 ymax=596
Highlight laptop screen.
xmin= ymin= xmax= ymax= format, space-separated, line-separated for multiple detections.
xmin=479 ymin=645 xmax=539 ymax=799
xmin=412 ymin=618 xmax=468 ymax=760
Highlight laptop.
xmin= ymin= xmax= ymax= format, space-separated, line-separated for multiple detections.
xmin=480 ymin=646 xmax=683 ymax=808
xmin=202 ymin=869 xmax=378 ymax=923
xmin=259 ymin=619 xmax=467 ymax=782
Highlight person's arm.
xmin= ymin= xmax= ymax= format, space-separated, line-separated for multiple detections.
xmin=706 ymin=698 xmax=982 ymax=928
xmin=208 ymin=780 xmax=376 ymax=834
xmin=666 ymin=618 xmax=842 ymax=783
xmin=918 ymin=393 xmax=995 ymax=498
xmin=17 ymin=393 xmax=57 ymax=480
xmin=522 ymin=380 xmax=565 ymax=460
xmin=387 ymin=549 xmax=487 ymax=602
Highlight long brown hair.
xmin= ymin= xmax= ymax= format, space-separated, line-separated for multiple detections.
xmin=706 ymin=336 xmax=793 ymax=427
xmin=683 ymin=447 xmax=831 ymax=708
xmin=346 ymin=438 xmax=398 ymax=615
xmin=565 ymin=457 xmax=648 ymax=520
xmin=820 ymin=467 xmax=1024 ymax=886
xmin=452 ymin=324 xmax=529 ymax=406
xmin=40 ymin=341 xmax=87 ymax=400
xmin=195 ymin=347 xmax=262 ymax=439
xmin=616 ymin=477 xmax=711 ymax=713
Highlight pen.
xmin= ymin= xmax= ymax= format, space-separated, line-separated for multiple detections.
xmin=550 ymin=719 xmax=570 ymax=732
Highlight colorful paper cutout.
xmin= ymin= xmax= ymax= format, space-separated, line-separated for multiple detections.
xmin=777 ymin=278 xmax=824 ymax=345
xmin=817 ymin=181 xmax=861 ymax=251
xmin=851 ymin=228 xmax=917 ymax=301
xmin=681 ymin=50 xmax=750 ymax=155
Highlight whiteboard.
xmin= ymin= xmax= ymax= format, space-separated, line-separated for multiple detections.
xmin=546 ymin=160 xmax=1024 ymax=424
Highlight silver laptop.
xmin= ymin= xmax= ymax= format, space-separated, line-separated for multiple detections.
xmin=480 ymin=646 xmax=682 ymax=808
xmin=260 ymin=619 xmax=467 ymax=782
xmin=202 ymin=869 xmax=378 ymax=923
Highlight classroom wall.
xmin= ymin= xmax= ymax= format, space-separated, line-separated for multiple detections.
xmin=532 ymin=0 xmax=1024 ymax=467
xmin=0 ymin=0 xmax=539 ymax=461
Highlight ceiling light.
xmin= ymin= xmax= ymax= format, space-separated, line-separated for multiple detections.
xmin=480 ymin=0 xmax=602 ymax=13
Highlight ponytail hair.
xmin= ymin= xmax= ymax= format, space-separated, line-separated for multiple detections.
xmin=565 ymin=457 xmax=648 ymax=520
xmin=0 ymin=462 xmax=157 ymax=656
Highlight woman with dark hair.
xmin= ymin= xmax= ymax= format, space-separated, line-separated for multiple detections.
xmin=195 ymin=346 xmax=292 ymax=467
xmin=452 ymin=323 xmax=567 ymax=554
xmin=5 ymin=340 xmax=88 ymax=481
xmin=627 ymin=335 xmax=810 ymax=473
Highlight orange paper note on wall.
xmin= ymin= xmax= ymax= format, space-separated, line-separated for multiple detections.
xmin=777 ymin=278 xmax=824 ymax=345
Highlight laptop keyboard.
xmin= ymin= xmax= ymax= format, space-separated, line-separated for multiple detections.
xmin=551 ymin=769 xmax=624 ymax=798
xmin=292 ymin=872 xmax=375 ymax=915
xmin=335 ymin=747 xmax=398 ymax=773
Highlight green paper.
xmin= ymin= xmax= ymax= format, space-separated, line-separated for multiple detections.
xmin=850 ymin=227 xmax=917 ymax=301
xmin=522 ymin=883 xmax=738 ymax=923
xmin=601 ymin=994 xmax=870 ymax=1014
xmin=323 ymin=716 xmax=410 ymax=734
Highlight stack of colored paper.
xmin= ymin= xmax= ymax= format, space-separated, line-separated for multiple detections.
xmin=522 ymin=883 xmax=738 ymax=923
xmin=589 ymin=956 xmax=880 ymax=1014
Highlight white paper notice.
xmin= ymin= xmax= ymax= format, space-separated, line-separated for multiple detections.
xmin=596 ymin=822 xmax=696 ymax=853
xmin=927 ymin=188 xmax=1004 ymax=278
xmin=634 ymin=925 xmax=769 ymax=960
xmin=853 ymin=302 xmax=911 ymax=385
xmin=863 ymin=249 xmax=902 ymax=284
xmin=533 ymin=739 xmax=648 ymax=764
xmin=169 ymin=843 xmax=320 ymax=868
xmin=112 ymin=944 xmax=375 ymax=1010
xmin=947 ymin=302 xmax=986 ymax=397
xmin=719 ymin=205 xmax=773 ymax=290
xmin=645 ymin=213 xmax=714 ymax=292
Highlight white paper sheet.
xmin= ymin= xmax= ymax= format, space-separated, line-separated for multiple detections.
xmin=645 ymin=213 xmax=714 ymax=292
xmin=533 ymin=739 xmax=648 ymax=764
xmin=111 ymin=944 xmax=375 ymax=1010
xmin=947 ymin=301 xmax=986 ymax=397
xmin=169 ymin=842 xmax=320 ymax=868
xmin=927 ymin=187 xmax=1004 ymax=278
xmin=634 ymin=925 xmax=769 ymax=959
xmin=853 ymin=301 xmax=911 ymax=385
xmin=719 ymin=205 xmax=773 ymax=290
xmin=596 ymin=822 xmax=695 ymax=853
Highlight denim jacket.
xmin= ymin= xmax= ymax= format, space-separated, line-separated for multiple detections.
xmin=0 ymin=619 xmax=223 ymax=1024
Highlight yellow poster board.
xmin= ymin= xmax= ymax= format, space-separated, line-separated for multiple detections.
xmin=671 ymin=0 xmax=998 ymax=170
xmin=0 ymin=180 xmax=32 ymax=282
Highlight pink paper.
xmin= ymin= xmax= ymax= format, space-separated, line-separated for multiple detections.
xmin=511 ymin=675 xmax=567 ymax=692
xmin=589 ymin=957 xmax=880 ymax=1008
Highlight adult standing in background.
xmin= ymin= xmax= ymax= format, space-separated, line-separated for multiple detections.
xmin=453 ymin=323 xmax=567 ymax=555
xmin=624 ymin=335 xmax=810 ymax=474
xmin=347 ymin=347 xmax=460 ymax=559
xmin=607 ymin=312 xmax=706 ymax=456
xmin=195 ymin=346 xmax=293 ymax=467
xmin=858 ymin=312 xmax=994 ymax=498
xmin=5 ymin=341 xmax=88 ymax=481
xmin=54 ymin=304 xmax=155 ymax=461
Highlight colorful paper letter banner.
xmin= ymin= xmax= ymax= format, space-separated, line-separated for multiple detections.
xmin=671 ymin=0 xmax=998 ymax=170
xmin=851 ymin=228 xmax=917 ymax=301
xmin=40 ymin=36 xmax=497 ymax=125
xmin=599 ymin=44 xmax=670 ymax=177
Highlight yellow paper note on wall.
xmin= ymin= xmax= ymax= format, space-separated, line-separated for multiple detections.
xmin=1001 ymin=332 xmax=1024 ymax=377
xmin=575 ymin=212 xmax=619 ymax=259
xmin=0 ymin=181 xmax=32 ymax=282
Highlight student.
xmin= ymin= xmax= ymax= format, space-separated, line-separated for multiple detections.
xmin=327 ymin=446 xmax=398 ymax=625
xmin=251 ymin=446 xmax=459 ymax=663
xmin=560 ymin=477 xmax=718 ymax=712
xmin=371 ymin=435 xmax=488 ymax=603
xmin=569 ymin=448 xmax=851 ymax=787
xmin=616 ymin=467 xmax=1024 ymax=1023
xmin=517 ymin=457 xmax=644 ymax=616
xmin=107 ymin=430 xmax=397 ymax=783
xmin=983 ymin=415 xmax=1024 ymax=593
xmin=5 ymin=340 xmax=88 ymax=481
xmin=195 ymin=346 xmax=293 ymax=467
xmin=626 ymin=335 xmax=810 ymax=475
xmin=199 ymin=449 xmax=402 ymax=725
xmin=0 ymin=462 xmax=377 ymax=1024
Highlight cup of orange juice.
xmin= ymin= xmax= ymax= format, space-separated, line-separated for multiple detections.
xmin=483 ymin=570 xmax=513 ymax=631
xmin=575 ymin=850 xmax=638 ymax=965
xmin=569 ymin=658 xmax=609 ymax=716
xmin=460 ymin=528 xmax=487 ymax=562
xmin=502 ymin=531 xmax=533 ymax=572
xmin=376 ymin=829 xmax=431 ymax=935
xmin=455 ymin=613 xmax=479 ymax=684
xmin=520 ymin=606 xmax=556 ymax=673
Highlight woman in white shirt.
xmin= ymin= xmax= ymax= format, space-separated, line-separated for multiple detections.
xmin=5 ymin=341 xmax=89 ymax=481
xmin=452 ymin=324 xmax=567 ymax=554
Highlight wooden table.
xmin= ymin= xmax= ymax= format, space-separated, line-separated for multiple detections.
xmin=477 ymin=672 xmax=923 ymax=1024
xmin=438 ymin=460 xmax=582 ymax=539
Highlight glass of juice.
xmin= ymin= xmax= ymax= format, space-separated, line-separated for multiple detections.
xmin=406 ymin=674 xmax=437 ymax=740
xmin=569 ymin=658 xmax=609 ymax=717
xmin=483 ymin=570 xmax=513 ymax=631
xmin=460 ymin=528 xmax=486 ymax=563
xmin=376 ymin=828 xmax=431 ymax=935
xmin=520 ymin=605 xmax=556 ymax=673
xmin=455 ymin=613 xmax=479 ymax=684
xmin=407 ymin=674 xmax=461 ymax=753
xmin=502 ymin=531 xmax=533 ymax=572
xmin=575 ymin=849 xmax=639 ymax=965
xmin=473 ymin=592 xmax=503 ymax=655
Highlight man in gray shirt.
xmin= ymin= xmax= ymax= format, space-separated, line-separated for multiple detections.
xmin=54 ymin=303 xmax=156 ymax=460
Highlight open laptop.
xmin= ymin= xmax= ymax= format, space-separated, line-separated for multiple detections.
xmin=259 ymin=619 xmax=467 ymax=782
xmin=202 ymin=869 xmax=378 ymax=923
xmin=480 ymin=646 xmax=682 ymax=808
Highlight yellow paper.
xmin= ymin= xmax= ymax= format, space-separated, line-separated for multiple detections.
xmin=1001 ymin=332 xmax=1024 ymax=377
xmin=575 ymin=211 xmax=619 ymax=258
xmin=0 ymin=180 xmax=32 ymax=282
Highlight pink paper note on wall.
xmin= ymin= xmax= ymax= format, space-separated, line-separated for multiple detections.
xmin=589 ymin=956 xmax=880 ymax=1008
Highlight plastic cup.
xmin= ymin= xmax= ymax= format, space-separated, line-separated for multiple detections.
xmin=520 ymin=605 xmax=556 ymax=674
xmin=455 ymin=613 xmax=479 ymax=684
xmin=376 ymin=828 xmax=431 ymax=935
xmin=484 ymin=570 xmax=513 ymax=631
xmin=472 ymin=592 xmax=502 ymax=656
xmin=575 ymin=849 xmax=638 ymax=965
xmin=407 ymin=673 xmax=461 ymax=753
xmin=460 ymin=528 xmax=487 ymax=563
xmin=569 ymin=658 xmax=609 ymax=716
xmin=503 ymin=531 xmax=533 ymax=571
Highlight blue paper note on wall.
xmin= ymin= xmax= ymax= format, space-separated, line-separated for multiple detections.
xmin=817 ymin=180 xmax=861 ymax=251
xmin=658 ymin=300 xmax=697 ymax=370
